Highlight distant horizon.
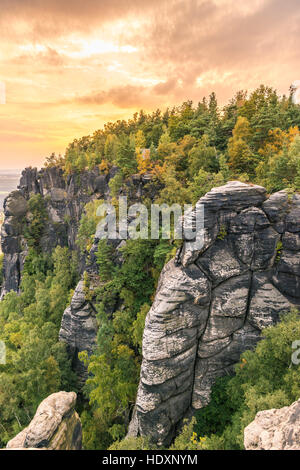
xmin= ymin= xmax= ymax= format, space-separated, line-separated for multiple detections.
xmin=0 ymin=170 xmax=21 ymax=210
xmin=0 ymin=169 xmax=22 ymax=173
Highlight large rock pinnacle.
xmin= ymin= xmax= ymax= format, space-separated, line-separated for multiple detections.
xmin=129 ymin=182 xmax=300 ymax=446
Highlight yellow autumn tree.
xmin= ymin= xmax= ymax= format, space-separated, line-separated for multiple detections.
xmin=258 ymin=126 xmax=299 ymax=161
xmin=99 ymin=159 xmax=110 ymax=174
xmin=135 ymin=130 xmax=153 ymax=174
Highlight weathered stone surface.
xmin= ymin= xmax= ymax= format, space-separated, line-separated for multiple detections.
xmin=130 ymin=258 xmax=211 ymax=445
xmin=4 ymin=191 xmax=28 ymax=217
xmin=59 ymin=279 xmax=98 ymax=387
xmin=180 ymin=182 xmax=267 ymax=267
xmin=244 ymin=399 xmax=300 ymax=450
xmin=251 ymin=226 xmax=280 ymax=270
xmin=196 ymin=238 xmax=247 ymax=285
xmin=285 ymin=194 xmax=300 ymax=233
xmin=282 ymin=232 xmax=300 ymax=251
xmin=129 ymin=181 xmax=298 ymax=446
xmin=202 ymin=273 xmax=251 ymax=342
xmin=273 ymin=233 xmax=300 ymax=299
xmin=248 ymin=273 xmax=292 ymax=330
xmin=6 ymin=392 xmax=82 ymax=450
xmin=262 ymin=190 xmax=289 ymax=230
xmin=273 ymin=271 xmax=300 ymax=299
xmin=193 ymin=323 xmax=261 ymax=409
xmin=277 ymin=250 xmax=300 ymax=277
xmin=198 ymin=181 xmax=267 ymax=211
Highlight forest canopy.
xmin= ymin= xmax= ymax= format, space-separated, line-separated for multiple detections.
xmin=46 ymin=85 xmax=300 ymax=199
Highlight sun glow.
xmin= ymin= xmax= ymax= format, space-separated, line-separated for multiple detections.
xmin=60 ymin=39 xmax=138 ymax=58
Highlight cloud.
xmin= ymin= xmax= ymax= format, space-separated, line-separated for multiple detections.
xmin=153 ymin=79 xmax=178 ymax=95
xmin=0 ymin=0 xmax=167 ymax=40
xmin=1 ymin=0 xmax=300 ymax=169
xmin=129 ymin=0 xmax=300 ymax=95
xmin=76 ymin=84 xmax=161 ymax=109
xmin=12 ymin=46 xmax=65 ymax=66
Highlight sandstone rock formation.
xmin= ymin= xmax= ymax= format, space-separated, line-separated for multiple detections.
xmin=244 ymin=399 xmax=300 ymax=450
xmin=1 ymin=166 xmax=113 ymax=297
xmin=6 ymin=392 xmax=82 ymax=450
xmin=1 ymin=166 xmax=156 ymax=297
xmin=129 ymin=182 xmax=300 ymax=446
xmin=59 ymin=279 xmax=98 ymax=387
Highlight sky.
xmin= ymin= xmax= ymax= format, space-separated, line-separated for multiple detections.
xmin=0 ymin=0 xmax=299 ymax=170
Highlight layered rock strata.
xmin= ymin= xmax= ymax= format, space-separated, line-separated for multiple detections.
xmin=129 ymin=182 xmax=300 ymax=445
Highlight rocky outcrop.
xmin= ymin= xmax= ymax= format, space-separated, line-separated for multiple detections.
xmin=59 ymin=217 xmax=143 ymax=384
xmin=1 ymin=166 xmax=157 ymax=298
xmin=58 ymin=176 xmax=160 ymax=386
xmin=129 ymin=182 xmax=300 ymax=446
xmin=59 ymin=278 xmax=99 ymax=387
xmin=3 ymin=172 xmax=300 ymax=448
xmin=1 ymin=166 xmax=113 ymax=297
xmin=6 ymin=392 xmax=82 ymax=450
xmin=244 ymin=399 xmax=300 ymax=450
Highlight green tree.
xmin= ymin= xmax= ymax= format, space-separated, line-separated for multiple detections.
xmin=24 ymin=194 xmax=48 ymax=250
xmin=228 ymin=116 xmax=256 ymax=175
xmin=188 ymin=134 xmax=219 ymax=176
xmin=0 ymin=246 xmax=78 ymax=446
xmin=115 ymin=135 xmax=137 ymax=176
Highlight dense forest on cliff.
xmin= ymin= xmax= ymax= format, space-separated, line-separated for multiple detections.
xmin=47 ymin=84 xmax=300 ymax=196
xmin=0 ymin=85 xmax=300 ymax=450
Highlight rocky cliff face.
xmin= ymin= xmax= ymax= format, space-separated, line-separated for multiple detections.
xmin=6 ymin=392 xmax=82 ymax=450
xmin=244 ymin=399 xmax=300 ymax=450
xmin=57 ymin=173 xmax=159 ymax=386
xmin=129 ymin=182 xmax=300 ymax=446
xmin=1 ymin=166 xmax=155 ymax=298
xmin=1 ymin=166 xmax=114 ymax=297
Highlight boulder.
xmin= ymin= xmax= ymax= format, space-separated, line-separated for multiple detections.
xmin=6 ymin=392 xmax=82 ymax=450
xmin=4 ymin=191 xmax=28 ymax=217
xmin=244 ymin=399 xmax=300 ymax=450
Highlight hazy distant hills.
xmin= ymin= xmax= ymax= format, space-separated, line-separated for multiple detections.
xmin=0 ymin=170 xmax=21 ymax=211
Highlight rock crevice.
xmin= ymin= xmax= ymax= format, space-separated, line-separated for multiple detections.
xmin=129 ymin=182 xmax=300 ymax=446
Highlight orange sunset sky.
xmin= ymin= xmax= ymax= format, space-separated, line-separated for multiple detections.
xmin=0 ymin=0 xmax=299 ymax=169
